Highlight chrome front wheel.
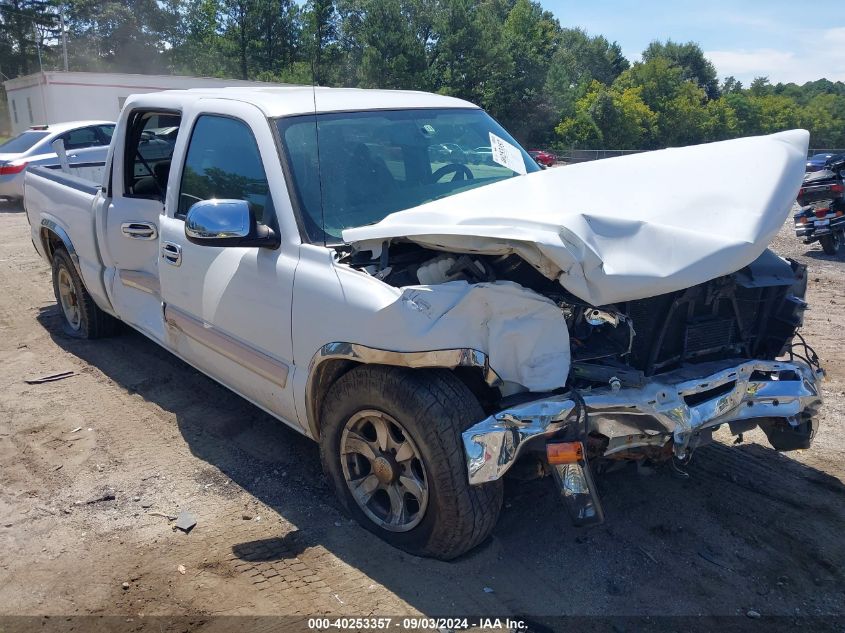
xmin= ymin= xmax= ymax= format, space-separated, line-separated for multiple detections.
xmin=340 ymin=409 xmax=429 ymax=532
xmin=320 ymin=365 xmax=503 ymax=559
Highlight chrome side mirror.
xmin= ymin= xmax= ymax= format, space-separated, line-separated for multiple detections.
xmin=184 ymin=199 xmax=278 ymax=248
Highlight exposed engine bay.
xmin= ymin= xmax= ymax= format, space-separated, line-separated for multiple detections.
xmin=341 ymin=241 xmax=812 ymax=394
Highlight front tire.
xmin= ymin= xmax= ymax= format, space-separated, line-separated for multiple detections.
xmin=819 ymin=232 xmax=840 ymax=255
xmin=51 ymin=248 xmax=118 ymax=339
xmin=320 ymin=365 xmax=502 ymax=560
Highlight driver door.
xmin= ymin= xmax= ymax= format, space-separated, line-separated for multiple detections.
xmin=157 ymin=101 xmax=299 ymax=425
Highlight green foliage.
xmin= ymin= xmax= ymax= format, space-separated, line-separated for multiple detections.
xmin=2 ymin=1 xmax=845 ymax=149
xmin=555 ymin=80 xmax=655 ymax=149
xmin=801 ymin=93 xmax=845 ymax=147
xmin=356 ymin=0 xmax=429 ymax=89
xmin=642 ymin=39 xmax=719 ymax=99
xmin=0 ymin=0 xmax=60 ymax=76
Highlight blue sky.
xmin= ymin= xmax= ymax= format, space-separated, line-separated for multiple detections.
xmin=544 ymin=0 xmax=845 ymax=86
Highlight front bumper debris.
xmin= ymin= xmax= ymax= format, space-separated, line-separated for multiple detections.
xmin=462 ymin=358 xmax=823 ymax=486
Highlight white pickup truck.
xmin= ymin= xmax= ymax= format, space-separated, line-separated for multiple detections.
xmin=24 ymin=87 xmax=824 ymax=559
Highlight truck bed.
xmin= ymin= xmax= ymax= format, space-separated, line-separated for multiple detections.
xmin=25 ymin=165 xmax=110 ymax=311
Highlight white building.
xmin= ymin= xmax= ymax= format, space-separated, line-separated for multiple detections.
xmin=3 ymin=71 xmax=285 ymax=135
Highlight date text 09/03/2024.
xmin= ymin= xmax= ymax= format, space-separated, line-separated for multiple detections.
xmin=307 ymin=617 xmax=529 ymax=630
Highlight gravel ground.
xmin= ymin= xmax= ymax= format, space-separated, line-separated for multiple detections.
xmin=0 ymin=198 xmax=843 ymax=631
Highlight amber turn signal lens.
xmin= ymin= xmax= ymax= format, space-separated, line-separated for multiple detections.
xmin=546 ymin=441 xmax=584 ymax=465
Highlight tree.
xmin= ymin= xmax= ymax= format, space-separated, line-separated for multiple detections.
xmin=703 ymin=97 xmax=738 ymax=141
xmin=0 ymin=0 xmax=58 ymax=76
xmin=748 ymin=76 xmax=771 ymax=96
xmin=801 ymin=93 xmax=845 ymax=147
xmin=60 ymin=0 xmax=176 ymax=73
xmin=614 ymin=57 xmax=709 ymax=146
xmin=754 ymin=94 xmax=800 ymax=134
xmin=543 ymin=27 xmax=628 ymax=144
xmin=722 ymin=91 xmax=763 ymax=136
xmin=721 ymin=76 xmax=742 ymax=94
xmin=495 ymin=0 xmax=559 ymax=142
xmin=643 ymin=39 xmax=719 ymax=99
xmin=302 ymin=0 xmax=339 ymax=84
xmin=6 ymin=0 xmax=845 ymax=153
xmin=224 ymin=0 xmax=254 ymax=79
xmin=252 ymin=0 xmax=300 ymax=74
xmin=429 ymin=0 xmax=512 ymax=112
xmin=555 ymin=80 xmax=656 ymax=149
xmin=352 ymin=0 xmax=429 ymax=89
xmin=167 ymin=0 xmax=232 ymax=77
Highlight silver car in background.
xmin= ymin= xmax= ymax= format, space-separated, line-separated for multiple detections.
xmin=0 ymin=121 xmax=115 ymax=200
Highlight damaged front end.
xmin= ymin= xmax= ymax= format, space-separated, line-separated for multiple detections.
xmin=342 ymin=240 xmax=823 ymax=527
xmin=463 ymin=251 xmax=824 ymax=524
xmin=457 ymin=251 xmax=823 ymax=526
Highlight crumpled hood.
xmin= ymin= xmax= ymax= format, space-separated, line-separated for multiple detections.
xmin=343 ymin=130 xmax=809 ymax=306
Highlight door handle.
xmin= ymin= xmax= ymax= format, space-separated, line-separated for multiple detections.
xmin=121 ymin=222 xmax=157 ymax=240
xmin=161 ymin=241 xmax=182 ymax=267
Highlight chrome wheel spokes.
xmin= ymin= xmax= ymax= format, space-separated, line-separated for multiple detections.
xmin=340 ymin=410 xmax=429 ymax=532
xmin=57 ymin=268 xmax=81 ymax=330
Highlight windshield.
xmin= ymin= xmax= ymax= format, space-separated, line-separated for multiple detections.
xmin=0 ymin=131 xmax=49 ymax=154
xmin=277 ymin=108 xmax=539 ymax=243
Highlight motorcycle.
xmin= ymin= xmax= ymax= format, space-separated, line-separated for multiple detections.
xmin=794 ymin=155 xmax=845 ymax=255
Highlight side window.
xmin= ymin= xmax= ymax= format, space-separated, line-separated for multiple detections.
xmin=177 ymin=115 xmax=271 ymax=222
xmin=60 ymin=126 xmax=100 ymax=150
xmin=96 ymin=124 xmax=115 ymax=145
xmin=123 ymin=111 xmax=182 ymax=200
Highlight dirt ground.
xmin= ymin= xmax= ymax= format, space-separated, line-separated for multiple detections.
xmin=0 ymin=198 xmax=843 ymax=631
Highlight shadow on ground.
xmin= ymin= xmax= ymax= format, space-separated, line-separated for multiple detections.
xmin=37 ymin=306 xmax=845 ymax=621
xmin=801 ymin=245 xmax=845 ymax=261
xmin=0 ymin=199 xmax=24 ymax=214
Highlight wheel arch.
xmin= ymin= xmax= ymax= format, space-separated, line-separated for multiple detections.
xmin=305 ymin=343 xmax=502 ymax=440
xmin=39 ymin=219 xmax=81 ymax=274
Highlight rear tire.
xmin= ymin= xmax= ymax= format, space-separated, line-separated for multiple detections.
xmin=319 ymin=365 xmax=502 ymax=560
xmin=819 ymin=232 xmax=840 ymax=255
xmin=51 ymin=248 xmax=119 ymax=339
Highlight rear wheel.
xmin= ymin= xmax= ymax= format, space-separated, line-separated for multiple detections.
xmin=51 ymin=248 xmax=119 ymax=339
xmin=319 ymin=365 xmax=502 ymax=560
xmin=819 ymin=232 xmax=841 ymax=255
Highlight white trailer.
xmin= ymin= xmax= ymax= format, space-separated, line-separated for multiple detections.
xmin=3 ymin=71 xmax=286 ymax=135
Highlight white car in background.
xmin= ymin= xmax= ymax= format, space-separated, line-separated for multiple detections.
xmin=0 ymin=121 xmax=115 ymax=200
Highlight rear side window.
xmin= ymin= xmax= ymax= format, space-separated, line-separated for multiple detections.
xmin=123 ymin=111 xmax=182 ymax=200
xmin=0 ymin=131 xmax=49 ymax=153
xmin=176 ymin=115 xmax=271 ymax=222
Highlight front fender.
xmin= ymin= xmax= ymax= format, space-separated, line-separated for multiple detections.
xmin=305 ymin=343 xmax=501 ymax=438
xmin=291 ymin=246 xmax=571 ymax=439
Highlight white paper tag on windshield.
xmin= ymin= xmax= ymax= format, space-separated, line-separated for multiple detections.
xmin=489 ymin=132 xmax=527 ymax=175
